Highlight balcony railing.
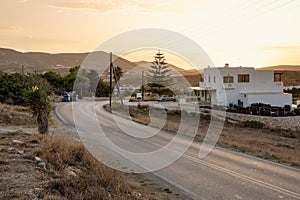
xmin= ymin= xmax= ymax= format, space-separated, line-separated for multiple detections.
xmin=199 ymin=82 xmax=211 ymax=89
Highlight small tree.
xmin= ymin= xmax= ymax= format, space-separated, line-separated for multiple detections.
xmin=25 ymin=86 xmax=51 ymax=134
xmin=146 ymin=51 xmax=174 ymax=92
xmin=114 ymin=66 xmax=123 ymax=82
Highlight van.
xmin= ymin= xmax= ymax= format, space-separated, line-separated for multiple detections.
xmin=136 ymin=92 xmax=142 ymax=99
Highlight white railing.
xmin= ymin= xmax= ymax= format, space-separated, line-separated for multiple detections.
xmin=199 ymin=82 xmax=212 ymax=89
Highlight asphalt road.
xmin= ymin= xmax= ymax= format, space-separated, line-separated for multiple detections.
xmin=55 ymin=100 xmax=300 ymax=200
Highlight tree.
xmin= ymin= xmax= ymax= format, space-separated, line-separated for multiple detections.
xmin=95 ymin=79 xmax=110 ymax=97
xmin=87 ymin=69 xmax=99 ymax=95
xmin=40 ymin=71 xmax=64 ymax=95
xmin=114 ymin=66 xmax=123 ymax=82
xmin=25 ymin=86 xmax=51 ymax=134
xmin=63 ymin=66 xmax=80 ymax=92
xmin=146 ymin=51 xmax=174 ymax=92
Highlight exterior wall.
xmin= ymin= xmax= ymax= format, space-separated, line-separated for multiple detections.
xmin=200 ymin=66 xmax=289 ymax=107
xmin=245 ymin=93 xmax=292 ymax=107
xmin=210 ymin=90 xmax=217 ymax=105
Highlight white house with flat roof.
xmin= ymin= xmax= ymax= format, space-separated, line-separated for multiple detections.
xmin=198 ymin=64 xmax=292 ymax=107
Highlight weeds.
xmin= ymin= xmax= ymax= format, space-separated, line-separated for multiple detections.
xmin=41 ymin=135 xmax=134 ymax=200
xmin=240 ymin=120 xmax=264 ymax=129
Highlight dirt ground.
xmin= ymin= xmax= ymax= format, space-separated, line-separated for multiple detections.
xmin=0 ymin=103 xmax=191 ymax=200
xmin=127 ymin=105 xmax=300 ymax=167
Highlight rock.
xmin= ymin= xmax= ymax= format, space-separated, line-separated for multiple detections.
xmin=35 ymin=156 xmax=42 ymax=162
xmin=131 ymin=191 xmax=142 ymax=197
xmin=12 ymin=139 xmax=22 ymax=144
xmin=128 ymin=181 xmax=142 ymax=188
xmin=17 ymin=150 xmax=24 ymax=155
xmin=67 ymin=169 xmax=77 ymax=177
xmin=66 ymin=166 xmax=81 ymax=177
xmin=37 ymin=161 xmax=46 ymax=168
xmin=7 ymin=147 xmax=15 ymax=152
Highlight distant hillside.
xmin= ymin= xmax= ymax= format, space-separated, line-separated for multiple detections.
xmin=257 ymin=65 xmax=300 ymax=71
xmin=0 ymin=48 xmax=201 ymax=86
xmin=257 ymin=65 xmax=300 ymax=86
xmin=0 ymin=48 xmax=137 ymax=75
xmin=134 ymin=61 xmax=202 ymax=76
xmin=132 ymin=61 xmax=202 ymax=87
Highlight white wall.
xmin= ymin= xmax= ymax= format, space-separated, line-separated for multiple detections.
xmin=246 ymin=93 xmax=292 ymax=107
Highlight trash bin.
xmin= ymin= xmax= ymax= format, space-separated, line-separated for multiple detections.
xmin=63 ymin=94 xmax=70 ymax=102
xmin=72 ymin=93 xmax=77 ymax=102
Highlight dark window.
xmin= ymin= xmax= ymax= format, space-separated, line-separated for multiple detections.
xmin=238 ymin=74 xmax=250 ymax=83
xmin=223 ymin=75 xmax=234 ymax=83
xmin=274 ymin=73 xmax=282 ymax=82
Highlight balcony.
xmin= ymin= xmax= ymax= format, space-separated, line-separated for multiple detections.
xmin=199 ymin=81 xmax=211 ymax=89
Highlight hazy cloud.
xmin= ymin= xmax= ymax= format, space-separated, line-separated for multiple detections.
xmin=17 ymin=0 xmax=31 ymax=2
xmin=0 ymin=26 xmax=22 ymax=32
xmin=50 ymin=0 xmax=179 ymax=14
xmin=258 ymin=46 xmax=300 ymax=51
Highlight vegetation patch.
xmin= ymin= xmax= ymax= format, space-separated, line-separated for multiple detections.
xmin=239 ymin=120 xmax=265 ymax=129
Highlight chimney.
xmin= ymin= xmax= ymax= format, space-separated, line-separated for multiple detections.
xmin=224 ymin=63 xmax=229 ymax=68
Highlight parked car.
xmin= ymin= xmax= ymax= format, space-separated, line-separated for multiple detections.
xmin=136 ymin=92 xmax=142 ymax=99
xmin=156 ymin=95 xmax=176 ymax=102
xmin=156 ymin=95 xmax=170 ymax=101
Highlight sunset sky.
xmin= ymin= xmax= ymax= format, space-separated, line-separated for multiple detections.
xmin=0 ymin=0 xmax=299 ymax=69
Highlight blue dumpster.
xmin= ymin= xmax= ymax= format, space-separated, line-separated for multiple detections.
xmin=63 ymin=94 xmax=70 ymax=102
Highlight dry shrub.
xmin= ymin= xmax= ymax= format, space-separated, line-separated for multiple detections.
xmin=0 ymin=103 xmax=4 ymax=112
xmin=137 ymin=103 xmax=149 ymax=110
xmin=42 ymin=135 xmax=134 ymax=200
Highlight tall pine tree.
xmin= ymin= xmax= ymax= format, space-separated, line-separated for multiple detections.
xmin=146 ymin=51 xmax=173 ymax=91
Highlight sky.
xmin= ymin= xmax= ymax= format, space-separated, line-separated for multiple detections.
xmin=0 ymin=0 xmax=300 ymax=69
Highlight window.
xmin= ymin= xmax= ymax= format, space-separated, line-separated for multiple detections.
xmin=213 ymin=76 xmax=216 ymax=83
xmin=238 ymin=74 xmax=250 ymax=83
xmin=274 ymin=73 xmax=282 ymax=82
xmin=208 ymin=75 xmax=211 ymax=83
xmin=223 ymin=75 xmax=234 ymax=83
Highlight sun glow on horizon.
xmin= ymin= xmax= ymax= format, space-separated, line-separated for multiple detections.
xmin=0 ymin=0 xmax=300 ymax=67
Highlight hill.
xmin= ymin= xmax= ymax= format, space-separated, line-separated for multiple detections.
xmin=0 ymin=48 xmax=201 ymax=86
xmin=0 ymin=48 xmax=137 ymax=75
xmin=132 ymin=61 xmax=202 ymax=87
xmin=256 ymin=65 xmax=300 ymax=71
xmin=257 ymin=65 xmax=300 ymax=86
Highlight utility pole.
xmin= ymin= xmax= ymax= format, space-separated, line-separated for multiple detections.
xmin=142 ymin=71 xmax=144 ymax=101
xmin=109 ymin=52 xmax=112 ymax=107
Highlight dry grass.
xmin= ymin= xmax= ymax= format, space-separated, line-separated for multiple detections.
xmin=124 ymin=106 xmax=300 ymax=167
xmin=41 ymin=135 xmax=135 ymax=200
xmin=0 ymin=103 xmax=34 ymax=126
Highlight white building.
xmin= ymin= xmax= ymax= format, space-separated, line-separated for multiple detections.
xmin=198 ymin=64 xmax=292 ymax=107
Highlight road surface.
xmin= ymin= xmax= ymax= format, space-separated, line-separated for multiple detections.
xmin=55 ymin=100 xmax=300 ymax=200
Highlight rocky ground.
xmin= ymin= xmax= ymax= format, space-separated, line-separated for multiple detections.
xmin=0 ymin=104 xmax=191 ymax=200
xmin=126 ymin=105 xmax=300 ymax=167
